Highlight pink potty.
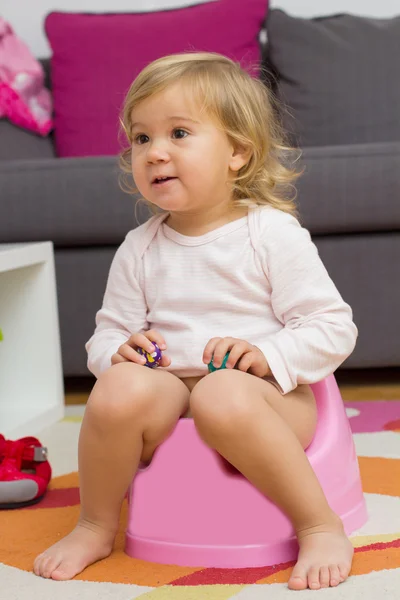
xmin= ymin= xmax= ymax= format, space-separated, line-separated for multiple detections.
xmin=125 ymin=375 xmax=367 ymax=567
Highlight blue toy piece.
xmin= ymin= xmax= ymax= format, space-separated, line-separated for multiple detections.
xmin=208 ymin=352 xmax=230 ymax=373
xmin=137 ymin=343 xmax=162 ymax=368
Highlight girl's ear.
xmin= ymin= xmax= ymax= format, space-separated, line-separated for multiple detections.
xmin=229 ymin=144 xmax=252 ymax=172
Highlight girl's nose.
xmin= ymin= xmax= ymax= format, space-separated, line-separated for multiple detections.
xmin=146 ymin=141 xmax=170 ymax=164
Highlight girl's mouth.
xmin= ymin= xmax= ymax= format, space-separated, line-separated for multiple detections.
xmin=152 ymin=176 xmax=177 ymax=186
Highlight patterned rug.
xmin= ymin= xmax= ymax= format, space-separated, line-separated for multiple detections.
xmin=1 ymin=400 xmax=399 ymax=599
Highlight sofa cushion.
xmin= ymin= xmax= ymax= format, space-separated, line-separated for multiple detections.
xmin=296 ymin=142 xmax=400 ymax=234
xmin=265 ymin=10 xmax=400 ymax=147
xmin=0 ymin=156 xmax=150 ymax=245
xmin=0 ymin=143 xmax=398 ymax=246
xmin=44 ymin=0 xmax=268 ymax=158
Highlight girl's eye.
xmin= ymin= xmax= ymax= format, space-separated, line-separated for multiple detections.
xmin=134 ymin=134 xmax=149 ymax=145
xmin=133 ymin=130 xmax=187 ymax=144
xmin=172 ymin=128 xmax=188 ymax=139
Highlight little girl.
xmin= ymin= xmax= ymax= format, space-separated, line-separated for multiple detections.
xmin=34 ymin=52 xmax=358 ymax=590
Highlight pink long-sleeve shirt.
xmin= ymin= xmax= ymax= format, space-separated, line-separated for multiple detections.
xmin=85 ymin=205 xmax=358 ymax=394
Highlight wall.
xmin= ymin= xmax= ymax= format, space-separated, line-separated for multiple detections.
xmin=1 ymin=0 xmax=399 ymax=57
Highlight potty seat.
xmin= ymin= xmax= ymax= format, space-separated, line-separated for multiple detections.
xmin=0 ymin=435 xmax=51 ymax=509
xmin=126 ymin=375 xmax=368 ymax=568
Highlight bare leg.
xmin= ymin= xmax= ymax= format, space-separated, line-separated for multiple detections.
xmin=33 ymin=362 xmax=190 ymax=580
xmin=190 ymin=370 xmax=354 ymax=591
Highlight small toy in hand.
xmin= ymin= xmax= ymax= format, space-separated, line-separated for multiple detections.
xmin=208 ymin=352 xmax=230 ymax=373
xmin=137 ymin=343 xmax=162 ymax=368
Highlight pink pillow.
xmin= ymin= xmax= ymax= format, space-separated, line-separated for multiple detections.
xmin=0 ymin=18 xmax=53 ymax=136
xmin=45 ymin=0 xmax=268 ymax=157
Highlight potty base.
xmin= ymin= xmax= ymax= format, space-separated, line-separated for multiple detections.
xmin=126 ymin=497 xmax=368 ymax=568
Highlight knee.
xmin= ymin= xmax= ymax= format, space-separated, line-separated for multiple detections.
xmin=87 ymin=362 xmax=155 ymax=421
xmin=190 ymin=370 xmax=251 ymax=438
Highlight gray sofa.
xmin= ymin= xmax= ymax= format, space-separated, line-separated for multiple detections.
xmin=1 ymin=11 xmax=399 ymax=377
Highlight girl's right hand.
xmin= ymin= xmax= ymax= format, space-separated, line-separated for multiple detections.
xmin=111 ymin=330 xmax=171 ymax=367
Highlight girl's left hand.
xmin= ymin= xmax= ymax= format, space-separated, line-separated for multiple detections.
xmin=203 ymin=337 xmax=272 ymax=378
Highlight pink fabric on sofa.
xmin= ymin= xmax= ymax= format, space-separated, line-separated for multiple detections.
xmin=45 ymin=0 xmax=268 ymax=157
xmin=0 ymin=18 xmax=53 ymax=136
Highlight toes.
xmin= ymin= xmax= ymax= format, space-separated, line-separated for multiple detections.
xmin=51 ymin=566 xmax=73 ymax=581
xmin=42 ymin=555 xmax=63 ymax=579
xmin=288 ymin=563 xmax=308 ymax=590
xmin=33 ymin=553 xmax=79 ymax=581
xmin=33 ymin=554 xmax=44 ymax=576
xmin=291 ymin=563 xmax=348 ymax=590
xmin=307 ymin=566 xmax=321 ymax=590
xmin=338 ymin=561 xmax=351 ymax=582
xmin=43 ymin=558 xmax=60 ymax=579
xmin=319 ymin=566 xmax=330 ymax=588
xmin=51 ymin=558 xmax=83 ymax=581
xmin=36 ymin=554 xmax=52 ymax=578
xmin=329 ymin=564 xmax=341 ymax=586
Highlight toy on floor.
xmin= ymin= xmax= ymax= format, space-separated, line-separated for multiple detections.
xmin=0 ymin=435 xmax=51 ymax=509
xmin=208 ymin=352 xmax=230 ymax=373
xmin=137 ymin=343 xmax=162 ymax=368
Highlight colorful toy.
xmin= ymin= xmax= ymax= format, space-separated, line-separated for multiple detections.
xmin=137 ymin=343 xmax=162 ymax=368
xmin=208 ymin=352 xmax=230 ymax=373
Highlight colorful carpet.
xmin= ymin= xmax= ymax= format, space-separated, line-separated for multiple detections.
xmin=0 ymin=400 xmax=399 ymax=599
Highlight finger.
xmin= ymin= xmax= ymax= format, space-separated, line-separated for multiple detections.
xmin=144 ymin=329 xmax=167 ymax=351
xmin=236 ymin=350 xmax=254 ymax=373
xmin=118 ymin=343 xmax=147 ymax=365
xmin=212 ymin=337 xmax=239 ymax=368
xmin=225 ymin=341 xmax=251 ymax=369
xmin=111 ymin=353 xmax=129 ymax=365
xmin=203 ymin=337 xmax=222 ymax=364
xmin=129 ymin=332 xmax=158 ymax=354
xmin=159 ymin=353 xmax=171 ymax=368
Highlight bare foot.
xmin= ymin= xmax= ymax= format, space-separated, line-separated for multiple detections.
xmin=288 ymin=516 xmax=354 ymax=590
xmin=33 ymin=520 xmax=115 ymax=580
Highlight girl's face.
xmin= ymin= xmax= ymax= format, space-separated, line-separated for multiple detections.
xmin=130 ymin=83 xmax=248 ymax=216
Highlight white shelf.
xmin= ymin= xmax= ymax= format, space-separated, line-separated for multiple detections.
xmin=0 ymin=242 xmax=64 ymax=437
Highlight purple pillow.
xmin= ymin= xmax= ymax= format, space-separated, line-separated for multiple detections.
xmin=45 ymin=0 xmax=268 ymax=157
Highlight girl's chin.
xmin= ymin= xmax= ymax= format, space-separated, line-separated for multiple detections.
xmin=150 ymin=198 xmax=188 ymax=211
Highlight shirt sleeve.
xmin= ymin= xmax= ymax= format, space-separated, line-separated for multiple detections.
xmin=85 ymin=230 xmax=148 ymax=378
xmin=256 ymin=209 xmax=358 ymax=394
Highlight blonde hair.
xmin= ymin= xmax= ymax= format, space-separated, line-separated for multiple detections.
xmin=120 ymin=52 xmax=300 ymax=216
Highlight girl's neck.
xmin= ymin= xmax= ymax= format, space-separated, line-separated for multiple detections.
xmin=165 ymin=205 xmax=248 ymax=237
